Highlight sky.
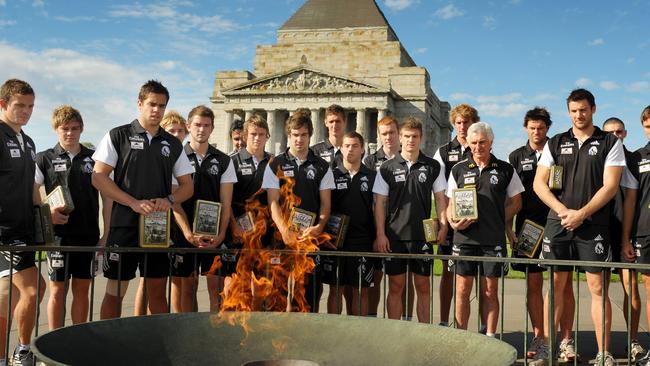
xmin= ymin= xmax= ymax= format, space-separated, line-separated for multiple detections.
xmin=1 ymin=0 xmax=649 ymax=159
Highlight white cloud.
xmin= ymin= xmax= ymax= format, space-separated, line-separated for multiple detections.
xmin=0 ymin=42 xmax=208 ymax=150
xmin=414 ymin=47 xmax=427 ymax=54
xmin=0 ymin=0 xmax=6 ymax=6
xmin=627 ymin=81 xmax=649 ymax=92
xmin=53 ymin=15 xmax=96 ymax=22
xmin=384 ymin=0 xmax=416 ymax=11
xmin=477 ymin=93 xmax=522 ymax=104
xmin=449 ymin=92 xmax=474 ymax=101
xmin=627 ymin=57 xmax=635 ymax=64
xmin=32 ymin=0 xmax=44 ymax=7
xmin=434 ymin=4 xmax=464 ymax=20
xmin=645 ymin=72 xmax=650 ymax=78
xmin=588 ymin=38 xmax=604 ymax=46
xmin=599 ymin=81 xmax=619 ymax=90
xmin=575 ymin=77 xmax=591 ymax=87
xmin=108 ymin=3 xmax=238 ymax=34
xmin=483 ymin=16 xmax=496 ymax=29
xmin=531 ymin=93 xmax=557 ymax=102
xmin=478 ymin=103 xmax=528 ymax=118
xmin=0 ymin=19 xmax=15 ymax=27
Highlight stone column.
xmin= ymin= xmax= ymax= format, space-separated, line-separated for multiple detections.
xmin=310 ymin=108 xmax=321 ymax=146
xmin=244 ymin=109 xmax=254 ymax=122
xmin=356 ymin=108 xmax=368 ymax=150
xmin=377 ymin=109 xmax=387 ymax=122
xmin=266 ymin=109 xmax=276 ymax=153
xmin=225 ymin=111 xmax=234 ymax=152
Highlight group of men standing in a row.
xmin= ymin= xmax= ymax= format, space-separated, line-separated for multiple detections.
xmin=2 ymin=77 xmax=650 ymax=366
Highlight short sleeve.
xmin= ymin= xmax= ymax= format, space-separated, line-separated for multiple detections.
xmin=319 ymin=168 xmax=335 ymax=190
xmin=261 ymin=164 xmax=280 ymax=189
xmin=432 ymin=166 xmax=447 ymax=193
xmin=536 ymin=142 xmax=554 ymax=168
xmin=173 ymin=152 xmax=195 ymax=178
xmin=372 ymin=171 xmax=389 ymax=196
xmin=220 ymin=160 xmax=238 ymax=184
xmin=506 ymin=170 xmax=525 ymax=198
xmin=92 ymin=133 xmax=118 ymax=167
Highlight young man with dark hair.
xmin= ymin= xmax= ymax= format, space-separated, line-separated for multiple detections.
xmin=433 ymin=103 xmax=478 ymax=327
xmin=311 ymin=104 xmax=346 ymax=169
xmin=93 ymin=80 xmax=194 ymax=319
xmin=262 ymin=113 xmax=335 ymax=312
xmin=623 ymin=105 xmax=650 ymax=366
xmin=363 ymin=115 xmax=400 ymax=317
xmin=230 ymin=119 xmax=245 ymax=154
xmin=323 ymin=131 xmax=376 ymax=315
xmin=34 ymin=105 xmax=111 ymax=330
xmin=509 ymin=107 xmax=576 ymax=359
xmin=170 ymin=105 xmax=236 ymax=312
xmin=531 ymin=89 xmax=625 ymax=366
xmin=447 ymin=122 xmax=524 ymax=337
xmin=0 ymin=78 xmax=45 ymax=366
xmin=373 ymin=117 xmax=448 ymax=323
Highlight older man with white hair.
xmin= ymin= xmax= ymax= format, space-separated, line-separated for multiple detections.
xmin=446 ymin=122 xmax=524 ymax=336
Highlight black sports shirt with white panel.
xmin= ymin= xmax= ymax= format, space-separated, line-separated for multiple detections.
xmin=620 ymin=143 xmax=650 ymax=237
xmin=331 ymin=164 xmax=376 ymax=245
xmin=35 ymin=143 xmax=99 ymax=242
xmin=446 ymin=154 xmax=524 ymax=246
xmin=508 ymin=141 xmax=548 ymax=231
xmin=538 ymin=127 xmax=625 ymax=225
xmin=230 ymin=148 xmax=270 ymax=218
xmin=311 ymin=139 xmax=343 ymax=170
xmin=373 ymin=151 xmax=446 ymax=242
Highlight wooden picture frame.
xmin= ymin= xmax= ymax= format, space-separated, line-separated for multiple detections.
xmin=45 ymin=185 xmax=75 ymax=214
xmin=139 ymin=210 xmax=171 ymax=248
xmin=236 ymin=211 xmax=255 ymax=233
xmin=451 ymin=188 xmax=478 ymax=221
xmin=325 ymin=213 xmax=349 ymax=249
xmin=288 ymin=207 xmax=316 ymax=233
xmin=515 ymin=219 xmax=545 ymax=258
xmin=422 ymin=218 xmax=438 ymax=243
xmin=192 ymin=200 xmax=222 ymax=237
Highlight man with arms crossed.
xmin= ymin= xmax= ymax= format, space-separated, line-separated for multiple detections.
xmin=373 ymin=117 xmax=448 ymax=323
xmin=531 ymin=89 xmax=624 ymax=366
xmin=447 ymin=122 xmax=523 ymax=337
xmin=93 ymin=80 xmax=194 ymax=319
xmin=0 ymin=79 xmax=45 ymax=366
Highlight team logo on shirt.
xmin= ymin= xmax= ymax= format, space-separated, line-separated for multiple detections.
xmin=9 ymin=149 xmax=20 ymax=158
xmin=595 ymin=242 xmax=604 ymax=255
xmin=490 ymin=175 xmax=499 ymax=185
xmin=448 ymin=152 xmax=459 ymax=162
xmin=161 ymin=145 xmax=170 ymax=157
xmin=560 ymin=147 xmax=573 ymax=155
xmin=208 ymin=164 xmax=220 ymax=176
xmin=639 ymin=162 xmax=650 ymax=174
xmin=82 ymin=162 xmax=93 ymax=174
xmin=588 ymin=146 xmax=598 ymax=156
xmin=305 ymin=165 xmax=316 ymax=180
xmin=418 ymin=172 xmax=427 ymax=183
xmin=360 ymin=182 xmax=368 ymax=192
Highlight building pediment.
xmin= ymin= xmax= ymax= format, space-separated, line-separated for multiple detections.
xmin=222 ymin=66 xmax=388 ymax=96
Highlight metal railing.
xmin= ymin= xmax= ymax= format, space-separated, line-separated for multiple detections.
xmin=0 ymin=244 xmax=646 ymax=365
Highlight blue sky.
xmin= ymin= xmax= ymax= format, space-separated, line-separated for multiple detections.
xmin=1 ymin=0 xmax=649 ymax=158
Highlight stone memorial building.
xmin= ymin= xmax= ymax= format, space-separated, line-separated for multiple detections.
xmin=210 ymin=0 xmax=452 ymax=155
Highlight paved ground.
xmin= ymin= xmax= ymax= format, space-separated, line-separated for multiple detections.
xmin=9 ymin=267 xmax=650 ymax=365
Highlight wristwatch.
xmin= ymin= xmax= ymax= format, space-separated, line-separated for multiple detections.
xmin=166 ymin=194 xmax=175 ymax=204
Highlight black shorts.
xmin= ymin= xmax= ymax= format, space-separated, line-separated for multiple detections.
xmin=510 ymin=250 xmax=545 ymax=274
xmin=540 ymin=219 xmax=611 ymax=273
xmin=171 ymin=243 xmax=232 ymax=278
xmin=0 ymin=237 xmax=36 ymax=278
xmin=610 ymin=218 xmax=623 ymax=263
xmin=103 ymin=227 xmax=170 ymax=280
xmin=322 ymin=249 xmax=375 ymax=288
xmin=47 ymin=237 xmax=96 ymax=281
xmin=384 ymin=241 xmax=434 ymax=276
xmin=633 ymin=236 xmax=650 ymax=274
xmin=449 ymin=244 xmax=508 ymax=277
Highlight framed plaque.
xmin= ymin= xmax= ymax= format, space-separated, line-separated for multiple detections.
xmin=451 ymin=188 xmax=478 ymax=221
xmin=325 ymin=213 xmax=349 ymax=249
xmin=548 ymin=165 xmax=563 ymax=191
xmin=192 ymin=200 xmax=222 ymax=237
xmin=236 ymin=211 xmax=255 ymax=233
xmin=422 ymin=218 xmax=438 ymax=243
xmin=515 ymin=219 xmax=544 ymax=258
xmin=45 ymin=185 xmax=75 ymax=214
xmin=139 ymin=210 xmax=170 ymax=248
xmin=34 ymin=203 xmax=56 ymax=245
xmin=288 ymin=207 xmax=316 ymax=233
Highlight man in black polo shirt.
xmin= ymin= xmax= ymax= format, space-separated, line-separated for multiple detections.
xmin=92 ymin=80 xmax=194 ymax=319
xmin=0 ymin=79 xmax=45 ymax=366
xmin=262 ymin=113 xmax=335 ymax=312
xmin=311 ymin=104 xmax=346 ymax=169
xmin=509 ymin=107 xmax=578 ymax=360
xmin=621 ymin=106 xmax=650 ymax=365
xmin=373 ymin=117 xmax=448 ymax=323
xmin=323 ymin=131 xmax=376 ymax=316
xmin=531 ymin=89 xmax=625 ymax=366
xmin=602 ymin=117 xmax=644 ymax=361
xmin=230 ymin=119 xmax=245 ymax=155
xmin=363 ymin=116 xmax=400 ymax=317
xmin=170 ymin=105 xmax=236 ymax=313
xmin=433 ymin=103 xmax=477 ymax=327
xmin=34 ymin=105 xmax=110 ymax=330
xmin=447 ymin=122 xmax=523 ymax=336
